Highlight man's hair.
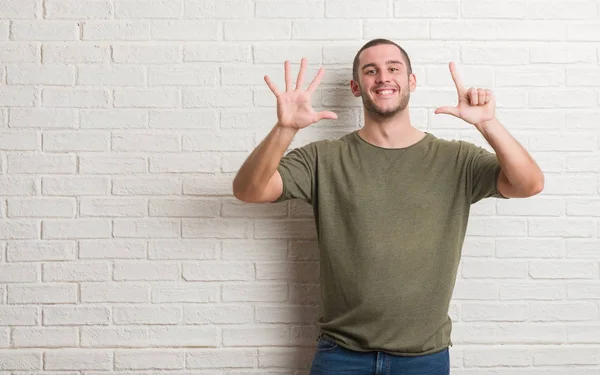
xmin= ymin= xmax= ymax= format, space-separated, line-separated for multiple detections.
xmin=352 ymin=39 xmax=413 ymax=82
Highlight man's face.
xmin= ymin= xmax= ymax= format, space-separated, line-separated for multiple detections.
xmin=351 ymin=44 xmax=416 ymax=117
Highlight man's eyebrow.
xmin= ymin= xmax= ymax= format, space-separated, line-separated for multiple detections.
xmin=361 ymin=60 xmax=405 ymax=70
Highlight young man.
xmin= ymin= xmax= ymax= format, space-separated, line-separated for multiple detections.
xmin=232 ymin=39 xmax=544 ymax=375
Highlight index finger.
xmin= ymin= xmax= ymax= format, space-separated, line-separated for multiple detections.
xmin=449 ymin=62 xmax=465 ymax=95
xmin=306 ymin=67 xmax=325 ymax=94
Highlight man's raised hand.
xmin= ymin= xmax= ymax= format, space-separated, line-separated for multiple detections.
xmin=434 ymin=62 xmax=496 ymax=128
xmin=264 ymin=58 xmax=337 ymax=130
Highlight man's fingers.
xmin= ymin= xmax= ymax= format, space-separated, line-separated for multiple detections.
xmin=295 ymin=58 xmax=307 ymax=91
xmin=284 ymin=60 xmax=292 ymax=92
xmin=449 ymin=62 xmax=465 ymax=95
xmin=307 ymin=67 xmax=325 ymax=93
xmin=435 ymin=106 xmax=460 ymax=118
xmin=264 ymin=75 xmax=280 ymax=97
xmin=316 ymin=110 xmax=338 ymax=121
xmin=478 ymin=88 xmax=486 ymax=106
xmin=469 ymin=88 xmax=478 ymax=105
xmin=484 ymin=89 xmax=493 ymax=104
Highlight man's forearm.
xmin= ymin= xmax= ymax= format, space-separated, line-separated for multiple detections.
xmin=477 ymin=118 xmax=544 ymax=193
xmin=232 ymin=123 xmax=298 ymax=201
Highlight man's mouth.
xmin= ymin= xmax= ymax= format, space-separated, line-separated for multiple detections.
xmin=374 ymin=88 xmax=397 ymax=96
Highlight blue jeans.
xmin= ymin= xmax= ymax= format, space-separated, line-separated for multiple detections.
xmin=310 ymin=335 xmax=450 ymax=375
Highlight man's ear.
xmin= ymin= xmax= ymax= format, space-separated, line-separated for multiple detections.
xmin=350 ymin=80 xmax=361 ymax=97
xmin=409 ymin=73 xmax=417 ymax=92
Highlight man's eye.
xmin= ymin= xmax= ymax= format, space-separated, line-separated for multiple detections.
xmin=366 ymin=70 xmax=376 ymax=74
xmin=390 ymin=67 xmax=398 ymax=72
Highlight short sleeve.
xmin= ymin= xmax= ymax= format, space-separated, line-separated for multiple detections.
xmin=273 ymin=142 xmax=318 ymax=204
xmin=464 ymin=142 xmax=507 ymax=204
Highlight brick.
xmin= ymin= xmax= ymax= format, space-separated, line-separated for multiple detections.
xmin=115 ymin=350 xmax=184 ymax=370
xmin=499 ymin=281 xmax=565 ymax=300
xmin=7 ymin=64 xmax=75 ymax=85
xmin=394 ymin=0 xmax=458 ymax=17
xmin=531 ymin=302 xmax=598 ymax=322
xmin=461 ymin=0 xmax=526 ymax=18
xmin=112 ymin=133 xmax=180 ymax=152
xmin=186 ymin=0 xmax=253 ymax=18
xmin=183 ymin=262 xmax=253 ymax=281
xmin=0 ymin=0 xmax=39 ymax=18
xmin=80 ymin=198 xmax=146 ymax=217
xmin=534 ymin=347 xmax=600 ymax=366
xmin=223 ymin=284 xmax=287 ymax=302
xmin=463 ymin=347 xmax=532 ymax=367
xmin=113 ymin=176 xmax=181 ymax=195
xmin=8 ymin=153 xmax=75 ymax=174
xmin=43 ymin=132 xmax=109 ymax=152
xmin=149 ymin=239 xmax=217 ymax=260
xmin=149 ymin=198 xmax=219 ymax=217
xmin=80 ymin=109 xmax=147 ymax=129
xmin=149 ymin=65 xmax=219 ymax=86
xmin=185 ymin=43 xmax=249 ymax=62
xmin=149 ymin=153 xmax=219 ymax=173
xmin=496 ymin=238 xmax=565 ymax=258
xmin=567 ymin=110 xmax=600 ymax=130
xmin=531 ymin=44 xmax=597 ymax=63
xmin=9 ymin=108 xmax=77 ymax=129
xmin=43 ymin=43 xmax=110 ymax=63
xmin=42 ymin=219 xmax=111 ymax=239
xmin=495 ymin=109 xmax=564 ymax=130
xmin=364 ymin=20 xmax=429 ymax=39
xmin=183 ymin=88 xmax=252 ymax=108
xmin=0 ymin=330 xmax=7 ymax=348
xmin=222 ymin=152 xmax=248 ymax=173
xmin=114 ymin=261 xmax=179 ymax=281
xmin=225 ymin=20 xmax=291 ymax=41
xmin=568 ymin=326 xmax=600 ymax=344
xmin=0 ymin=351 xmax=41 ymax=370
xmin=0 ymin=87 xmax=36 ymax=107
xmin=542 ymin=175 xmax=596 ymax=195
xmin=292 ymin=20 xmax=359 ymax=40
xmin=0 ymin=264 xmax=38 ymax=282
xmin=46 ymin=0 xmax=113 ymax=19
xmin=529 ymin=261 xmax=598 ymax=279
xmin=183 ymin=305 xmax=253 ymax=324
xmin=149 ymin=326 xmax=218 ymax=347
xmin=113 ymin=219 xmax=180 ymax=238
xmin=529 ymin=89 xmax=597 ymax=109
xmin=43 ymin=262 xmax=110 ymax=282
xmin=113 ymin=43 xmax=181 ymax=63
xmin=496 ymin=66 xmax=564 ymax=87
xmin=13 ymin=327 xmax=78 ymax=348
xmin=326 ymin=0 xmax=389 ymax=17
xmin=462 ymin=45 xmax=528 ymax=65
xmin=44 ymin=350 xmax=113 ymax=370
xmin=152 ymin=284 xmax=218 ymax=303
xmin=567 ymin=67 xmax=600 ymax=86
xmin=256 ymin=0 xmax=323 ymax=18
xmin=78 ymin=65 xmax=146 ymax=86
xmin=113 ymin=305 xmax=181 ymax=325
xmin=0 ymin=43 xmax=39 ymax=62
xmin=151 ymin=20 xmax=219 ymax=41
xmin=183 ymin=175 xmax=232 ymax=195
xmin=452 ymin=280 xmax=499 ymax=300
xmin=81 ymin=327 xmax=149 ymax=347
xmin=83 ymin=21 xmax=150 ymax=40
xmin=114 ymin=88 xmax=179 ymax=108
xmin=8 ymin=284 xmax=77 ymax=304
xmin=11 ymin=21 xmax=78 ymax=41
xmin=115 ymin=0 xmax=183 ymax=19
xmin=462 ymin=303 xmax=528 ymax=322
xmin=81 ymin=283 xmax=150 ymax=303
xmin=567 ymin=239 xmax=600 ymax=259
xmin=183 ymin=219 xmax=253 ymax=238
xmin=184 ymin=132 xmax=254 ymax=152
xmin=462 ymin=259 xmax=528 ymax=279
xmin=567 ymin=199 xmax=600 ymax=216
xmin=461 ymin=238 xmax=494 ymax=258
xmin=0 ymin=306 xmax=39 ymax=325
xmin=0 ymin=220 xmax=39 ymax=240
xmin=568 ymin=23 xmax=600 ymax=41
xmin=529 ymin=0 xmax=597 ymax=19
xmin=149 ymin=110 xmax=217 ymax=129
xmin=79 ymin=155 xmax=147 ymax=174
xmin=79 ymin=239 xmax=146 ymax=259
xmin=497 ymin=198 xmax=564 ymax=216
xmin=0 ymin=131 xmax=39 ymax=151
xmin=42 ymin=176 xmax=108 ymax=195
xmin=43 ymin=306 xmax=111 ymax=325
xmin=187 ymin=349 xmax=256 ymax=369
xmin=7 ymin=241 xmax=76 ymax=262
xmin=223 ymin=327 xmax=289 ymax=346
xmin=567 ymin=156 xmax=600 ymax=172
xmin=42 ymin=88 xmax=111 ymax=108
xmin=529 ymin=219 xmax=596 ymax=238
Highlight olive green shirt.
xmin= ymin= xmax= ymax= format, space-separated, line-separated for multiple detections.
xmin=275 ymin=130 xmax=505 ymax=356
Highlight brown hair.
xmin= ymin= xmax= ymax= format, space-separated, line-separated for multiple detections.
xmin=352 ymin=39 xmax=413 ymax=82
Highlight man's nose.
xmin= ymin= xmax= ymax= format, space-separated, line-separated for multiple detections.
xmin=375 ymin=71 xmax=390 ymax=83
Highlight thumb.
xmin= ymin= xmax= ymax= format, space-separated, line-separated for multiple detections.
xmin=316 ymin=111 xmax=338 ymax=120
xmin=435 ymin=106 xmax=460 ymax=117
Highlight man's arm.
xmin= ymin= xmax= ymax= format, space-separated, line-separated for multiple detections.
xmin=232 ymin=58 xmax=337 ymax=203
xmin=477 ymin=118 xmax=543 ymax=198
xmin=435 ymin=62 xmax=544 ymax=198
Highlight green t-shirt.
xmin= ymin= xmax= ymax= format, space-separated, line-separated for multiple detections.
xmin=275 ymin=130 xmax=506 ymax=356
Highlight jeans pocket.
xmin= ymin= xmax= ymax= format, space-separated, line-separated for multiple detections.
xmin=316 ymin=336 xmax=339 ymax=352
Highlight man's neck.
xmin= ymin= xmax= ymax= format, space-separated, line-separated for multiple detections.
xmin=358 ymin=109 xmax=426 ymax=149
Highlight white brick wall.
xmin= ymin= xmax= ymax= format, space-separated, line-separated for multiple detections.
xmin=0 ymin=0 xmax=598 ymax=373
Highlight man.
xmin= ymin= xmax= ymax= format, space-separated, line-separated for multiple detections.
xmin=232 ymin=39 xmax=544 ymax=375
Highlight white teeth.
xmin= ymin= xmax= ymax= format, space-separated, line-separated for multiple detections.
xmin=376 ymin=90 xmax=394 ymax=95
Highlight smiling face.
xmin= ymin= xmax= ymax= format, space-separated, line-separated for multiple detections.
xmin=351 ymin=44 xmax=416 ymax=118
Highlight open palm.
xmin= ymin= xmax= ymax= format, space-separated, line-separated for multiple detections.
xmin=265 ymin=58 xmax=337 ymax=130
